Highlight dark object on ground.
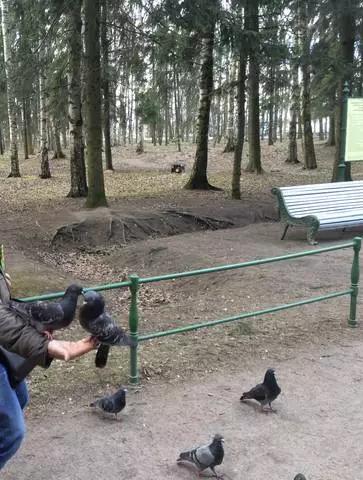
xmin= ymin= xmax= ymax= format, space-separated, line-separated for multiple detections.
xmin=171 ymin=163 xmax=185 ymax=173
xmin=294 ymin=475 xmax=307 ymax=480
xmin=177 ymin=433 xmax=224 ymax=478
xmin=240 ymin=367 xmax=281 ymax=411
xmin=9 ymin=284 xmax=83 ymax=337
xmin=90 ymin=387 xmax=127 ymax=418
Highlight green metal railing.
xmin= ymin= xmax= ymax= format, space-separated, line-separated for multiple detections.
xmin=3 ymin=237 xmax=361 ymax=385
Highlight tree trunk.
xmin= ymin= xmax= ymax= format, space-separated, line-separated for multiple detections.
xmin=318 ymin=117 xmax=324 ymax=140
xmin=0 ymin=126 xmax=4 ymax=155
xmin=223 ymin=52 xmax=236 ymax=153
xmin=67 ymin=0 xmax=88 ymax=197
xmin=299 ymin=1 xmax=316 ymax=170
xmin=327 ymin=113 xmax=335 ymax=146
xmin=359 ymin=19 xmax=363 ymax=97
xmin=119 ymin=91 xmax=127 ymax=146
xmin=39 ymin=70 xmax=51 ymax=178
xmin=331 ymin=0 xmax=356 ymax=181
xmin=52 ymin=120 xmax=66 ymax=159
xmin=286 ymin=53 xmax=299 ymax=163
xmin=267 ymin=66 xmax=275 ymax=146
xmin=184 ymin=31 xmax=220 ymax=190
xmin=25 ymin=98 xmax=34 ymax=155
xmin=164 ymin=74 xmax=169 ymax=145
xmin=136 ymin=119 xmax=144 ymax=154
xmin=232 ymin=50 xmax=247 ymax=200
xmin=173 ymin=65 xmax=181 ymax=152
xmin=245 ymin=0 xmax=262 ymax=173
xmin=101 ymin=0 xmax=113 ymax=170
xmin=84 ymin=0 xmax=107 ymax=207
xmin=1 ymin=0 xmax=20 ymax=177
xmin=22 ymin=102 xmax=29 ymax=159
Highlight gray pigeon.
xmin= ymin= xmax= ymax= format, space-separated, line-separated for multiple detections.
xmin=9 ymin=284 xmax=83 ymax=338
xmin=79 ymin=291 xmax=131 ymax=367
xmin=240 ymin=368 xmax=281 ymax=411
xmin=177 ymin=433 xmax=224 ymax=478
xmin=90 ymin=387 xmax=127 ymax=418
xmin=294 ymin=475 xmax=307 ymax=480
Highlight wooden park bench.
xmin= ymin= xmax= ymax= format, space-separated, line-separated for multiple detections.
xmin=271 ymin=180 xmax=363 ymax=244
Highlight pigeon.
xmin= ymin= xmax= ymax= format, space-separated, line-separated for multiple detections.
xmin=8 ymin=284 xmax=83 ymax=338
xmin=294 ymin=475 xmax=307 ymax=480
xmin=177 ymin=433 xmax=224 ymax=479
xmin=79 ymin=290 xmax=131 ymax=368
xmin=90 ymin=387 xmax=127 ymax=418
xmin=240 ymin=368 xmax=281 ymax=411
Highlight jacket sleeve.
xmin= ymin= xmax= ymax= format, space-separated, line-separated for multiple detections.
xmin=0 ymin=304 xmax=52 ymax=368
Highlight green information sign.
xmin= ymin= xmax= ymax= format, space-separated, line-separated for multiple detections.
xmin=345 ymin=98 xmax=363 ymax=161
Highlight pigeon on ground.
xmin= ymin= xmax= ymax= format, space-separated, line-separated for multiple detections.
xmin=79 ymin=290 xmax=131 ymax=367
xmin=177 ymin=433 xmax=224 ymax=479
xmin=90 ymin=387 xmax=127 ymax=418
xmin=294 ymin=475 xmax=307 ymax=480
xmin=8 ymin=284 xmax=83 ymax=338
xmin=240 ymin=368 xmax=281 ymax=411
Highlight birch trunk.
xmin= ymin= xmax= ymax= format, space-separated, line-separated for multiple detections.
xmin=299 ymin=2 xmax=316 ymax=169
xmin=84 ymin=0 xmax=107 ymax=207
xmin=67 ymin=0 xmax=88 ymax=200
xmin=286 ymin=52 xmax=299 ymax=163
xmin=232 ymin=51 xmax=247 ymax=199
xmin=1 ymin=0 xmax=20 ymax=176
xmin=184 ymin=30 xmax=220 ymax=190
xmin=223 ymin=52 xmax=236 ymax=152
xmin=101 ymin=0 xmax=113 ymax=170
xmin=39 ymin=69 xmax=51 ymax=178
xmin=245 ymin=0 xmax=262 ymax=173
xmin=22 ymin=102 xmax=29 ymax=159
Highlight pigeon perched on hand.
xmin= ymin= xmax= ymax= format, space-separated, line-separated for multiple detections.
xmin=9 ymin=284 xmax=83 ymax=339
xmin=79 ymin=290 xmax=131 ymax=368
xmin=240 ymin=368 xmax=281 ymax=411
xmin=177 ymin=433 xmax=224 ymax=479
xmin=294 ymin=475 xmax=307 ymax=480
xmin=90 ymin=387 xmax=127 ymax=418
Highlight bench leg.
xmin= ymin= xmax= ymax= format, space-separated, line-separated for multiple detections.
xmin=307 ymin=226 xmax=318 ymax=245
xmin=281 ymin=224 xmax=289 ymax=240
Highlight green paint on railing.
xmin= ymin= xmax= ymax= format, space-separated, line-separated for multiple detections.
xmin=138 ymin=289 xmax=353 ymax=342
xmin=7 ymin=236 xmax=361 ymax=385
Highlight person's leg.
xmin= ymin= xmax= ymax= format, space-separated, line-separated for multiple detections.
xmin=0 ymin=364 xmax=26 ymax=470
xmin=14 ymin=379 xmax=29 ymax=410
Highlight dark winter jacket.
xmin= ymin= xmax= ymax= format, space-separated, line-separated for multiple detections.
xmin=0 ymin=271 xmax=52 ymax=387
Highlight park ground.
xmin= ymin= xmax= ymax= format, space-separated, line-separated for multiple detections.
xmin=1 ymin=140 xmax=363 ymax=479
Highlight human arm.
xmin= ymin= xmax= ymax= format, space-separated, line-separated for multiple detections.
xmin=0 ymin=303 xmax=98 ymax=365
xmin=47 ymin=336 xmax=98 ymax=361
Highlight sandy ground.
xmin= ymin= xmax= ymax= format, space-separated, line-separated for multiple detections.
xmin=2 ymin=222 xmax=363 ymax=480
xmin=3 ymin=338 xmax=363 ymax=480
xmin=1 ymin=141 xmax=363 ymax=480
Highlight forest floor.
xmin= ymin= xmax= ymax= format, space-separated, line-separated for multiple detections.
xmin=1 ymin=139 xmax=363 ymax=480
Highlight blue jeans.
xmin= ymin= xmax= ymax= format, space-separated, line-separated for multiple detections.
xmin=0 ymin=363 xmax=28 ymax=470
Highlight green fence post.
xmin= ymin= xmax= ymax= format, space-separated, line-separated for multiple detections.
xmin=337 ymin=81 xmax=349 ymax=182
xmin=128 ymin=274 xmax=140 ymax=384
xmin=349 ymin=236 xmax=361 ymax=327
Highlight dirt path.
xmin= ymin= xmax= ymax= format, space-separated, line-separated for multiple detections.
xmin=3 ymin=338 xmax=363 ymax=480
